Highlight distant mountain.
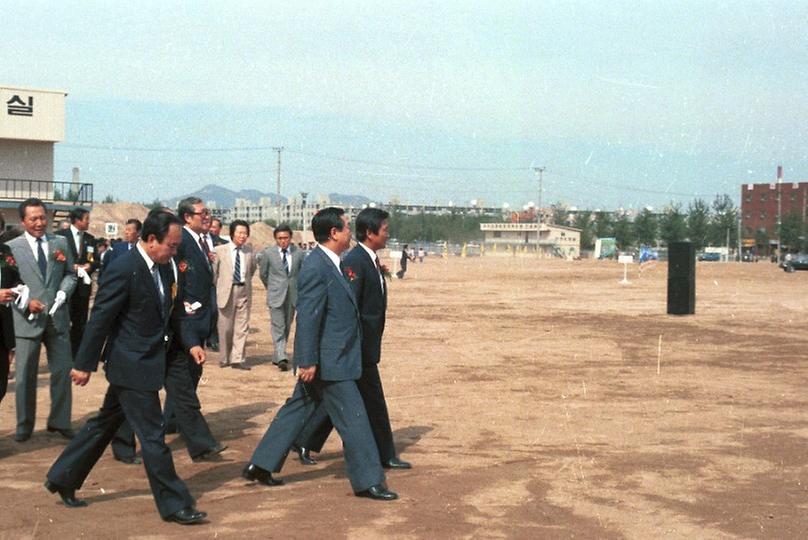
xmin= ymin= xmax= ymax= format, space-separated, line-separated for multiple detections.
xmin=168 ymin=184 xmax=286 ymax=209
xmin=168 ymin=184 xmax=375 ymax=209
xmin=328 ymin=193 xmax=374 ymax=207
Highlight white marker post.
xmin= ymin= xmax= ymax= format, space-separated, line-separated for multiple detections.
xmin=618 ymin=254 xmax=633 ymax=284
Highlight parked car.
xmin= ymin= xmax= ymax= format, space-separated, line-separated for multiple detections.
xmin=697 ymin=252 xmax=721 ymax=261
xmin=783 ymin=253 xmax=808 ymax=272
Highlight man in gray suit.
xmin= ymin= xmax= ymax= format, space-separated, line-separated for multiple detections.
xmin=242 ymin=207 xmax=397 ymax=500
xmin=259 ymin=224 xmax=303 ymax=372
xmin=8 ymin=198 xmax=77 ymax=442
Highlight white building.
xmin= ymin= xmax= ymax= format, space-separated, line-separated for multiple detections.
xmin=480 ymin=222 xmax=581 ymax=259
xmin=0 ymin=85 xmax=92 ymax=226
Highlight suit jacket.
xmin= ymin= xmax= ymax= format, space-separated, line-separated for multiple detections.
xmin=55 ymin=228 xmax=100 ymax=279
xmin=293 ymin=246 xmax=361 ymax=382
xmin=0 ymin=243 xmax=22 ymax=349
xmin=211 ymin=234 xmax=229 ymax=247
xmin=174 ymin=228 xmax=216 ymax=350
xmin=104 ymin=241 xmax=136 ymax=270
xmin=74 ymin=248 xmax=178 ymax=392
xmin=213 ymin=243 xmax=257 ymax=310
xmin=342 ymin=245 xmax=386 ymax=365
xmin=259 ymin=244 xmax=304 ymax=308
xmin=7 ymin=234 xmax=77 ymax=338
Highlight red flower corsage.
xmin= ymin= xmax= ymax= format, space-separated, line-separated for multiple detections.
xmin=178 ymin=261 xmax=189 ymax=273
xmin=207 ymin=252 xmax=216 ymax=263
xmin=345 ymin=267 xmax=356 ymax=281
xmin=54 ymin=249 xmax=67 ymax=263
xmin=3 ymin=254 xmax=16 ymax=268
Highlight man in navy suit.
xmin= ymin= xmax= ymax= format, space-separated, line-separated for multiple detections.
xmin=44 ymin=210 xmax=208 ymax=525
xmin=293 ymin=208 xmax=411 ymax=470
xmin=163 ymin=197 xmax=225 ymax=461
xmin=242 ymin=207 xmax=397 ymax=500
xmin=103 ymin=218 xmax=141 ymax=272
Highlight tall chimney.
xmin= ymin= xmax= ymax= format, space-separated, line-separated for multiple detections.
xmin=777 ymin=165 xmax=783 ymax=183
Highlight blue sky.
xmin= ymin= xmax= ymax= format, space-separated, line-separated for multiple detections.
xmin=4 ymin=1 xmax=807 ymax=210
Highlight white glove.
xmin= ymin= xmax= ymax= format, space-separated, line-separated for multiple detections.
xmin=12 ymin=284 xmax=29 ymax=309
xmin=48 ymin=290 xmax=67 ymax=316
xmin=77 ymin=267 xmax=92 ymax=285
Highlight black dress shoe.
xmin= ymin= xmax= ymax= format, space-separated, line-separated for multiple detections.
xmin=231 ymin=363 xmax=251 ymax=371
xmin=242 ymin=463 xmax=283 ymax=486
xmin=192 ymin=443 xmax=228 ymax=462
xmin=47 ymin=426 xmax=76 ymax=440
xmin=45 ymin=480 xmax=88 ymax=508
xmin=277 ymin=359 xmax=290 ymax=372
xmin=355 ymin=484 xmax=398 ymax=501
xmin=165 ymin=507 xmax=207 ymax=525
xmin=14 ymin=432 xmax=31 ymax=442
xmin=114 ymin=456 xmax=142 ymax=465
xmin=291 ymin=445 xmax=317 ymax=465
xmin=382 ymin=457 xmax=412 ymax=469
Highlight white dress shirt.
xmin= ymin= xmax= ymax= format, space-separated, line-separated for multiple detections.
xmin=318 ymin=244 xmax=342 ymax=273
xmin=231 ymin=243 xmax=245 ymax=283
xmin=70 ymin=224 xmax=83 ymax=254
xmin=358 ymin=241 xmax=384 ymax=292
xmin=24 ymin=231 xmax=48 ymax=263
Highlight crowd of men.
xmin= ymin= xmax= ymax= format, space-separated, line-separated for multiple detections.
xmin=0 ymin=198 xmax=409 ymax=525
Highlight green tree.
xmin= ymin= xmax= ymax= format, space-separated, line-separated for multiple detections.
xmin=779 ymin=211 xmax=804 ymax=251
xmin=145 ymin=199 xmax=164 ymax=211
xmin=686 ymin=198 xmax=710 ymax=250
xmin=551 ymin=202 xmax=570 ymax=226
xmin=573 ymin=210 xmax=595 ymax=250
xmin=658 ymin=202 xmax=687 ymax=245
xmin=708 ymin=194 xmax=738 ymax=247
xmin=102 ymin=194 xmax=116 ymax=203
xmin=633 ymin=208 xmax=658 ymax=246
xmin=613 ymin=213 xmax=635 ymax=249
xmin=594 ymin=211 xmax=613 ymax=239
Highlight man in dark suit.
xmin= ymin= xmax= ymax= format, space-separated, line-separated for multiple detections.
xmin=103 ymin=218 xmax=142 ymax=271
xmin=209 ymin=218 xmax=229 ymax=247
xmin=242 ymin=207 xmax=397 ymax=500
xmin=163 ymin=197 xmax=226 ymax=461
xmin=55 ymin=208 xmax=100 ymax=356
xmin=293 ymin=208 xmax=411 ymax=469
xmin=0 ymin=217 xmax=22 ymax=405
xmin=44 ymin=211 xmax=207 ymax=524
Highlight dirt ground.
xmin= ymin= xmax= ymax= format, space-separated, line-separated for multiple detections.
xmin=1 ymin=256 xmax=807 ymax=539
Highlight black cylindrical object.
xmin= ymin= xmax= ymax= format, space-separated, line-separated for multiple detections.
xmin=667 ymin=242 xmax=695 ymax=315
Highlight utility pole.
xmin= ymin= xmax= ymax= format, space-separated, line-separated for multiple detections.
xmin=533 ymin=166 xmax=545 ymax=255
xmin=300 ymin=191 xmax=308 ymax=238
xmin=776 ymin=164 xmax=783 ymax=261
xmin=273 ymin=146 xmax=284 ymax=224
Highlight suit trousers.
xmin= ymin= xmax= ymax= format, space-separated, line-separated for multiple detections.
xmin=250 ymin=378 xmax=384 ymax=492
xmin=296 ymin=363 xmax=396 ymax=462
xmin=163 ymin=349 xmax=218 ymax=458
xmin=46 ymin=383 xmax=195 ymax=519
xmin=14 ymin=320 xmax=73 ymax=435
xmin=217 ymin=285 xmax=250 ymax=365
xmin=0 ymin=346 xmax=8 ymax=404
xmin=268 ymin=297 xmax=295 ymax=363
xmin=111 ymin=421 xmax=137 ymax=460
xmin=68 ymin=283 xmax=91 ymax=356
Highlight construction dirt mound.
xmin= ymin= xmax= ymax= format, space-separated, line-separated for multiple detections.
xmin=86 ymin=202 xmax=151 ymax=240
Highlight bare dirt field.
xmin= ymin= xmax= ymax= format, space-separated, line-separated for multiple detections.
xmin=1 ymin=256 xmax=807 ymax=539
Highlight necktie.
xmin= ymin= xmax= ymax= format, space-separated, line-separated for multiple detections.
xmin=375 ymin=256 xmax=386 ymax=294
xmin=282 ymin=248 xmax=289 ymax=275
xmin=36 ymin=238 xmax=47 ymax=278
xmin=152 ymin=267 xmax=166 ymax=319
xmin=199 ymin=236 xmax=211 ymax=267
xmin=233 ymin=247 xmax=242 ymax=284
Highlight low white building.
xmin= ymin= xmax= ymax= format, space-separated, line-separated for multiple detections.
xmin=480 ymin=222 xmax=581 ymax=259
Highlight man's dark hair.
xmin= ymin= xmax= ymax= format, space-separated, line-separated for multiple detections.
xmin=273 ymin=223 xmax=292 ymax=238
xmin=229 ymin=219 xmax=250 ymax=237
xmin=311 ymin=207 xmax=345 ymax=243
xmin=125 ymin=218 xmax=143 ymax=232
xmin=142 ymin=210 xmax=183 ymax=243
xmin=177 ymin=197 xmax=203 ymax=223
xmin=69 ymin=207 xmax=90 ymax=223
xmin=18 ymin=198 xmax=47 ymax=220
xmin=355 ymin=208 xmax=389 ymax=242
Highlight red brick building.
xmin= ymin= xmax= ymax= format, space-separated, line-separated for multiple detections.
xmin=741 ymin=175 xmax=808 ymax=253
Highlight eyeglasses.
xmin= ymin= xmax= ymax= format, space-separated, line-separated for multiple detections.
xmin=191 ymin=210 xmax=211 ymax=216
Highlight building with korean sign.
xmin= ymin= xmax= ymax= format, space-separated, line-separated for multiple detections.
xmin=0 ymin=85 xmax=92 ymax=227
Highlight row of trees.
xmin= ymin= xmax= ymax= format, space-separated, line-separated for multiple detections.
xmin=566 ymin=195 xmax=739 ymax=251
